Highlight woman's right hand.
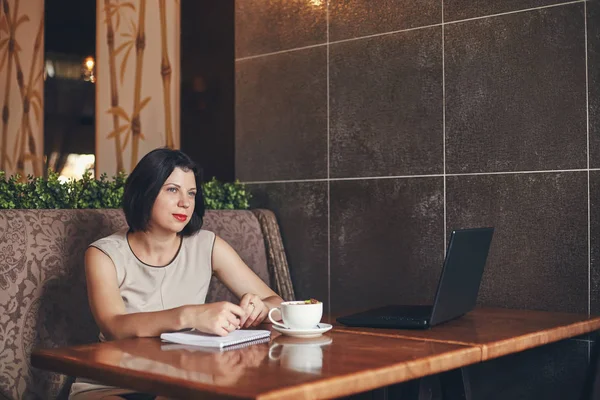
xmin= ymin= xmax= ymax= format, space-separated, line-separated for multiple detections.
xmin=180 ymin=302 xmax=247 ymax=336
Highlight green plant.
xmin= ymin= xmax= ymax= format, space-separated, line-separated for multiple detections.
xmin=0 ymin=170 xmax=73 ymax=209
xmin=0 ymin=171 xmax=251 ymax=210
xmin=202 ymin=178 xmax=251 ymax=210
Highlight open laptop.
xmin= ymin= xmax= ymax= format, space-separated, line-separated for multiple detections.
xmin=337 ymin=227 xmax=494 ymax=329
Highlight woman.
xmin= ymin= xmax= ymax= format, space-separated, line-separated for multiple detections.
xmin=70 ymin=148 xmax=283 ymax=399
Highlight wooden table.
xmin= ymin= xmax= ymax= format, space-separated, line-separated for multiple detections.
xmin=32 ymin=330 xmax=479 ymax=399
xmin=31 ymin=308 xmax=600 ymax=399
xmin=328 ymin=307 xmax=600 ymax=361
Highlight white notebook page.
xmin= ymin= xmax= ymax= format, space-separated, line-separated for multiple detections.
xmin=160 ymin=329 xmax=271 ymax=349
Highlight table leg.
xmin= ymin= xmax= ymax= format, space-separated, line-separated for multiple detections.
xmin=341 ymin=376 xmax=440 ymax=400
xmin=580 ymin=335 xmax=600 ymax=400
xmin=387 ymin=376 xmax=439 ymax=400
xmin=439 ymin=367 xmax=471 ymax=400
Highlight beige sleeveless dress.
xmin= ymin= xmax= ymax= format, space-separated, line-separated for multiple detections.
xmin=69 ymin=228 xmax=216 ymax=399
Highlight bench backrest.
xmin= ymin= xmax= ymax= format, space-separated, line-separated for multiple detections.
xmin=0 ymin=209 xmax=294 ymax=400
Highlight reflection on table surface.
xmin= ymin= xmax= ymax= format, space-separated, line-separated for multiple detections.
xmin=268 ymin=334 xmax=333 ymax=374
xmin=33 ymin=329 xmax=481 ymax=399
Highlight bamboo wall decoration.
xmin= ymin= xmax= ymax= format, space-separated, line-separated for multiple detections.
xmin=97 ymin=0 xmax=179 ymax=176
xmin=129 ymin=0 xmax=147 ymax=170
xmin=0 ymin=0 xmax=44 ymax=178
xmin=105 ymin=1 xmax=137 ymax=161
xmin=15 ymin=15 xmax=43 ymax=177
xmin=102 ymin=0 xmax=130 ymax=172
xmin=0 ymin=0 xmax=18 ymax=172
xmin=159 ymin=0 xmax=173 ymax=149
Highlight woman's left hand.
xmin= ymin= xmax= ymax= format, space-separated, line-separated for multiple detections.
xmin=239 ymin=293 xmax=267 ymax=328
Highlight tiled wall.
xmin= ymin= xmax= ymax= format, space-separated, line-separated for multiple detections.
xmin=236 ymin=1 xmax=599 ymax=397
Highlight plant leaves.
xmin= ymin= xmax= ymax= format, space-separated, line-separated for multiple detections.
xmin=31 ymin=101 xmax=40 ymax=125
xmin=106 ymin=106 xmax=130 ymax=122
xmin=113 ymin=41 xmax=131 ymax=56
xmin=15 ymin=15 xmax=30 ymax=30
xmin=137 ymin=96 xmax=151 ymax=113
xmin=106 ymin=124 xmax=129 ymax=139
xmin=121 ymin=2 xmax=136 ymax=11
xmin=119 ymin=45 xmax=133 ymax=84
xmin=129 ymin=18 xmax=136 ymax=36
xmin=0 ymin=50 xmax=9 ymax=72
xmin=12 ymin=128 xmax=21 ymax=163
xmin=0 ymin=168 xmax=251 ymax=210
xmin=33 ymin=69 xmax=43 ymax=85
xmin=30 ymin=90 xmax=42 ymax=104
xmin=103 ymin=3 xmax=116 ymax=14
xmin=122 ymin=130 xmax=131 ymax=149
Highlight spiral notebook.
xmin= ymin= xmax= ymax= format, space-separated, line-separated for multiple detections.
xmin=160 ymin=329 xmax=271 ymax=349
xmin=161 ymin=337 xmax=271 ymax=353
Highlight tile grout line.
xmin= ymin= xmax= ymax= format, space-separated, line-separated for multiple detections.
xmin=235 ymin=0 xmax=584 ymax=62
xmin=585 ymin=0 xmax=591 ymax=315
xmin=236 ymin=42 xmax=328 ymax=62
xmin=329 ymin=22 xmax=442 ymax=46
xmin=242 ymin=168 xmax=596 ymax=185
xmin=584 ymin=0 xmax=591 ymax=362
xmin=446 ymin=168 xmax=591 ymax=176
xmin=444 ymin=0 xmax=584 ymax=26
xmin=326 ymin=0 xmax=332 ymax=316
xmin=442 ymin=0 xmax=447 ymax=255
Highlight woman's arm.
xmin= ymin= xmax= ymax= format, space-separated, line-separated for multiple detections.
xmin=212 ymin=236 xmax=284 ymax=327
xmin=85 ymin=247 xmax=246 ymax=339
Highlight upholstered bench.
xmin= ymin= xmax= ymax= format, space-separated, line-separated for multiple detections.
xmin=0 ymin=209 xmax=295 ymax=400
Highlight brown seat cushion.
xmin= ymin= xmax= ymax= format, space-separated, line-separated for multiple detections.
xmin=0 ymin=209 xmax=271 ymax=400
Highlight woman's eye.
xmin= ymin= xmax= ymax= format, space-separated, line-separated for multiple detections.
xmin=167 ymin=187 xmax=178 ymax=193
xmin=189 ymin=192 xmax=196 ymax=198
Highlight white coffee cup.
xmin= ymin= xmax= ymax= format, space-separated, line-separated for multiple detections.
xmin=268 ymin=301 xmax=323 ymax=330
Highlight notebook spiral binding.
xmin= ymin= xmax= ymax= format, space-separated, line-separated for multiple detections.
xmin=161 ymin=337 xmax=271 ymax=353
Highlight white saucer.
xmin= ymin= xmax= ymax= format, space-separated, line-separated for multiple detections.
xmin=272 ymin=323 xmax=333 ymax=338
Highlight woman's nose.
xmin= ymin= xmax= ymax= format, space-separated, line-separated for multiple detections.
xmin=179 ymin=197 xmax=190 ymax=208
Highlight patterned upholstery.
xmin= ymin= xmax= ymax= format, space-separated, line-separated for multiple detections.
xmin=0 ymin=209 xmax=295 ymax=400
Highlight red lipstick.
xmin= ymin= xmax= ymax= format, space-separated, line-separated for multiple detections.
xmin=173 ymin=214 xmax=187 ymax=222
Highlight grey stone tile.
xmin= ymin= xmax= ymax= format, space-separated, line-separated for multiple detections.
xmin=236 ymin=47 xmax=327 ymax=181
xmin=329 ymin=0 xmax=441 ymax=42
xmin=445 ymin=4 xmax=587 ymax=173
xmin=446 ymin=172 xmax=588 ymax=313
xmin=235 ymin=0 xmax=326 ymax=58
xmin=445 ymin=0 xmax=569 ymax=22
xmin=330 ymin=27 xmax=443 ymax=178
xmin=249 ymin=181 xmax=329 ymax=307
xmin=330 ymin=177 xmax=444 ymax=314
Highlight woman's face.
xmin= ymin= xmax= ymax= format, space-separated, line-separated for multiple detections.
xmin=149 ymin=167 xmax=197 ymax=234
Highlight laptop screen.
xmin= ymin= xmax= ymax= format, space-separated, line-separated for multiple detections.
xmin=429 ymin=227 xmax=494 ymax=326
